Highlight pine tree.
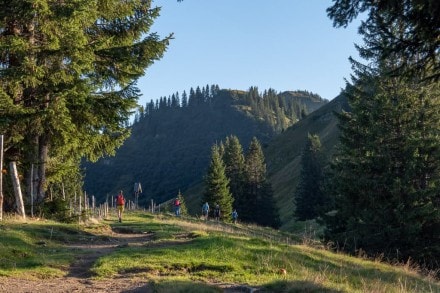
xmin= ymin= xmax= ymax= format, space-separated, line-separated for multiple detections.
xmin=295 ymin=134 xmax=325 ymax=221
xmin=244 ymin=137 xmax=280 ymax=227
xmin=203 ymin=144 xmax=233 ymax=221
xmin=0 ymin=0 xmax=170 ymax=201
xmin=324 ymin=3 xmax=440 ymax=269
xmin=188 ymin=87 xmax=196 ymax=107
xmin=181 ymin=91 xmax=188 ymax=107
xmin=324 ymin=63 xmax=440 ymax=268
xmin=222 ymin=135 xmax=245 ymax=211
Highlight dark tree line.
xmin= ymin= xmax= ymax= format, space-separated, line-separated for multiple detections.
xmin=133 ymin=84 xmax=221 ymax=122
xmin=133 ymin=85 xmax=326 ymax=133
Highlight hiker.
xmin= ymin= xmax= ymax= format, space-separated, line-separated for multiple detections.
xmin=174 ymin=197 xmax=181 ymax=216
xmin=115 ymin=190 xmax=125 ymax=223
xmin=214 ymin=204 xmax=221 ymax=222
xmin=202 ymin=202 xmax=209 ymax=220
xmin=232 ymin=209 xmax=238 ymax=224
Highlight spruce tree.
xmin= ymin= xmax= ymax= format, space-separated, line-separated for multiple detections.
xmin=0 ymin=0 xmax=170 ymax=201
xmin=295 ymin=134 xmax=325 ymax=221
xmin=325 ymin=64 xmax=440 ymax=268
xmin=222 ymin=135 xmax=245 ymax=210
xmin=244 ymin=137 xmax=280 ymax=228
xmin=181 ymin=91 xmax=188 ymax=107
xmin=203 ymin=144 xmax=233 ymax=221
xmin=325 ymin=1 xmax=440 ymax=270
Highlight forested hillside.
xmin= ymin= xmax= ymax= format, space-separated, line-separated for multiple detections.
xmin=83 ymin=85 xmax=327 ymax=206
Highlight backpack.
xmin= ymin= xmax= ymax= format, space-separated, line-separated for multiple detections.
xmin=116 ymin=194 xmax=125 ymax=205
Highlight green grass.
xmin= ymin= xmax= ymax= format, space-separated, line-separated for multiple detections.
xmin=0 ymin=211 xmax=438 ymax=292
xmin=0 ymin=217 xmax=105 ymax=278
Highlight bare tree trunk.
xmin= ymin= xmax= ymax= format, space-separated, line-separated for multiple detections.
xmin=9 ymin=161 xmax=26 ymax=219
xmin=0 ymin=135 xmax=4 ymax=221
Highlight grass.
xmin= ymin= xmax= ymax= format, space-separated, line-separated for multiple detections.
xmin=0 ymin=211 xmax=439 ymax=292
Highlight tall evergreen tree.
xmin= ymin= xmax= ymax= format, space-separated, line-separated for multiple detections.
xmin=222 ymin=135 xmax=245 ymax=210
xmin=325 ymin=1 xmax=440 ymax=270
xmin=203 ymin=144 xmax=233 ymax=221
xmin=295 ymin=134 xmax=325 ymax=221
xmin=181 ymin=90 xmax=188 ymax=107
xmin=188 ymin=87 xmax=195 ymax=107
xmin=0 ymin=0 xmax=170 ymax=201
xmin=244 ymin=137 xmax=280 ymax=228
xmin=325 ymin=63 xmax=440 ymax=268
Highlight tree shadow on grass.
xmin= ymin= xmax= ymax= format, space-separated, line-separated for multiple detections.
xmin=121 ymin=280 xmax=222 ymax=293
xmin=260 ymin=280 xmax=342 ymax=293
xmin=120 ymin=280 xmax=342 ymax=293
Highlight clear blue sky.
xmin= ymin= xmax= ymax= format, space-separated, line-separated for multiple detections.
xmin=137 ymin=0 xmax=363 ymax=105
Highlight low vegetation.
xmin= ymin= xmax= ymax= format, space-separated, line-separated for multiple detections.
xmin=0 ymin=212 xmax=438 ymax=292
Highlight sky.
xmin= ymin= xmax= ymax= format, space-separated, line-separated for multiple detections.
xmin=137 ymin=0 xmax=364 ymax=106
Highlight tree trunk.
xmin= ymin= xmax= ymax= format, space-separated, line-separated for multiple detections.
xmin=9 ymin=161 xmax=26 ymax=219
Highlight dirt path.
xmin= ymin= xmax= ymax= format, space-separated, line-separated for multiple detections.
xmin=0 ymin=228 xmax=155 ymax=293
xmin=0 ymin=227 xmax=256 ymax=293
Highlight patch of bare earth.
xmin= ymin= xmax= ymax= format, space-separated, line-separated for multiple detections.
xmin=0 ymin=228 xmax=155 ymax=293
xmin=0 ymin=227 xmax=257 ymax=293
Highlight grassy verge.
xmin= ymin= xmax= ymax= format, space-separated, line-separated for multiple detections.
xmin=0 ymin=212 xmax=438 ymax=292
xmin=95 ymin=213 xmax=438 ymax=292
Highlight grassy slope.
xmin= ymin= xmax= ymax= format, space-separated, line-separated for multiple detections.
xmin=0 ymin=212 xmax=438 ymax=292
xmin=183 ymin=95 xmax=347 ymax=222
xmin=265 ymin=95 xmax=349 ymax=229
xmin=0 ymin=215 xmax=110 ymax=278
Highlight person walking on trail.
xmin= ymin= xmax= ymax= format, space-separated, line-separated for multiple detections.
xmin=214 ymin=204 xmax=221 ymax=222
xmin=115 ymin=190 xmax=126 ymax=223
xmin=202 ymin=202 xmax=209 ymax=220
xmin=174 ymin=197 xmax=181 ymax=216
xmin=232 ymin=209 xmax=238 ymax=224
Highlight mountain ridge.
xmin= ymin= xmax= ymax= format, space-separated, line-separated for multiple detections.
xmin=83 ymin=86 xmax=330 ymax=224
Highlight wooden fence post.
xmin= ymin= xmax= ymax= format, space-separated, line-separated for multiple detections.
xmin=9 ymin=161 xmax=26 ymax=219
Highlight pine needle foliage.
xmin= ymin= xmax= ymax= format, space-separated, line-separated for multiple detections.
xmin=243 ymin=137 xmax=280 ymax=228
xmin=0 ymin=0 xmax=170 ymax=202
xmin=203 ymin=144 xmax=234 ymax=221
xmin=294 ymin=133 xmax=325 ymax=221
xmin=222 ymin=135 xmax=245 ymax=210
xmin=325 ymin=65 xmax=440 ymax=270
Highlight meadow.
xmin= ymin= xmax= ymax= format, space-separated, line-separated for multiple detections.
xmin=0 ymin=212 xmax=438 ymax=292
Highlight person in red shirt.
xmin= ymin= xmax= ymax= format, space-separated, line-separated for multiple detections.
xmin=174 ymin=198 xmax=181 ymax=216
xmin=115 ymin=190 xmax=125 ymax=222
